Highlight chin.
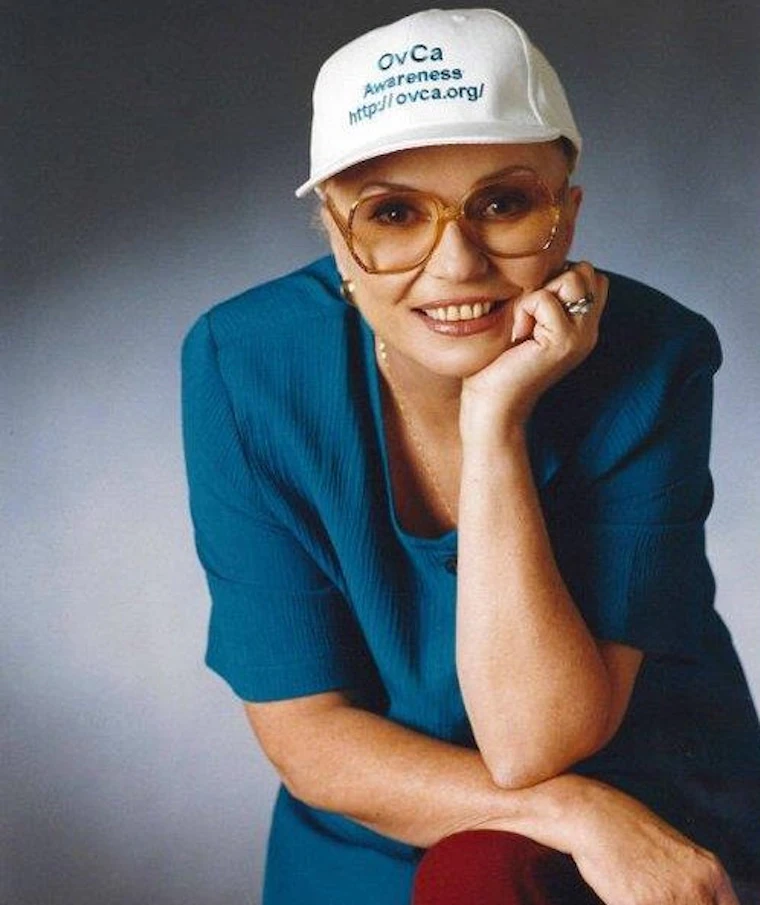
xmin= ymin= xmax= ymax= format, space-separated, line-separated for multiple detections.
xmin=422 ymin=338 xmax=512 ymax=380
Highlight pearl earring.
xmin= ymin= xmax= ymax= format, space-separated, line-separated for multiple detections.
xmin=340 ymin=279 xmax=356 ymax=305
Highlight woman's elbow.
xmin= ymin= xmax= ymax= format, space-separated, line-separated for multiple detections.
xmin=478 ymin=708 xmax=613 ymax=790
xmin=481 ymin=747 xmax=568 ymax=790
xmin=243 ymin=692 xmax=351 ymax=808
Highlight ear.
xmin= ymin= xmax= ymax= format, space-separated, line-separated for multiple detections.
xmin=310 ymin=202 xmax=329 ymax=241
xmin=316 ymin=198 xmax=330 ymax=230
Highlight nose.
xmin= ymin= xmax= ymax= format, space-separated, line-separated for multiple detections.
xmin=424 ymin=218 xmax=489 ymax=282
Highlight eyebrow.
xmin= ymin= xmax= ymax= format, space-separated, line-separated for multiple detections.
xmin=355 ymin=166 xmax=540 ymax=196
xmin=357 ymin=180 xmax=413 ymax=195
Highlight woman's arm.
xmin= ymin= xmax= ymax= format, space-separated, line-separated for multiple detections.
xmin=456 ymin=423 xmax=643 ymax=788
xmin=456 ymin=262 xmax=642 ymax=787
xmin=245 ymin=690 xmax=562 ymax=848
xmin=244 ymin=691 xmax=737 ymax=905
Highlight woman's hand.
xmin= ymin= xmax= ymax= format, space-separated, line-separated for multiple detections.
xmin=460 ymin=260 xmax=609 ymax=438
xmin=563 ymin=778 xmax=738 ymax=905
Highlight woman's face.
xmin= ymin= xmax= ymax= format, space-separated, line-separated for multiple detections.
xmin=321 ymin=142 xmax=582 ymax=380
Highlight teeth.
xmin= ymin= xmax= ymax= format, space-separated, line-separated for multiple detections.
xmin=424 ymin=301 xmax=495 ymax=322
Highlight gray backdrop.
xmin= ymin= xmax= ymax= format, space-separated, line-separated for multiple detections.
xmin=4 ymin=1 xmax=759 ymax=903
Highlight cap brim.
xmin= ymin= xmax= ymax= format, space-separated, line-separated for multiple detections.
xmin=295 ymin=122 xmax=576 ymax=197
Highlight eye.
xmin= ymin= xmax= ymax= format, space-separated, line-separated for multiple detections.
xmin=471 ymin=186 xmax=534 ymax=220
xmin=360 ymin=194 xmax=430 ymax=227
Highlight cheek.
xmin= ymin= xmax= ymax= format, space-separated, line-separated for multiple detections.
xmin=553 ymin=200 xmax=580 ymax=256
xmin=348 ymin=272 xmax=424 ymax=328
xmin=555 ymin=216 xmax=575 ymax=252
xmin=321 ymin=214 xmax=356 ymax=279
xmin=327 ymin=237 xmax=354 ymax=279
xmin=493 ymin=254 xmax=564 ymax=295
xmin=353 ymin=273 xmax=411 ymax=308
xmin=520 ymin=221 xmax=575 ymax=288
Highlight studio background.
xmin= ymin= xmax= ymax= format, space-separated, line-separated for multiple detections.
xmin=4 ymin=1 xmax=758 ymax=903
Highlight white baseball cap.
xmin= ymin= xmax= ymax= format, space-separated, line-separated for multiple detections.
xmin=295 ymin=8 xmax=582 ymax=197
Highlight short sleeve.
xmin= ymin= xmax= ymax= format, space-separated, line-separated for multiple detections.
xmin=548 ymin=317 xmax=721 ymax=660
xmin=181 ymin=313 xmax=367 ymax=702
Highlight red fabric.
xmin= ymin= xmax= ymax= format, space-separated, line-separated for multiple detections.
xmin=412 ymin=830 xmax=603 ymax=905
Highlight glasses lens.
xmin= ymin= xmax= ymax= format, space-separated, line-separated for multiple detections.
xmin=464 ymin=172 xmax=558 ymax=257
xmin=350 ymin=191 xmax=438 ymax=272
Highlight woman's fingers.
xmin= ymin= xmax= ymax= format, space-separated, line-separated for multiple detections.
xmin=512 ymin=262 xmax=606 ymax=338
xmin=547 ymin=260 xmax=607 ymax=306
xmin=510 ymin=262 xmax=607 ymax=364
xmin=548 ymin=260 xmax=608 ymax=328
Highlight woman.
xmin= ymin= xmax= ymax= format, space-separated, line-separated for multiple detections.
xmin=181 ymin=9 xmax=760 ymax=904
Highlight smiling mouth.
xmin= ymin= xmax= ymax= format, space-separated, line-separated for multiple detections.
xmin=417 ymin=299 xmax=506 ymax=323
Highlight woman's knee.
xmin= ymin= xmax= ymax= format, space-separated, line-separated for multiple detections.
xmin=412 ymin=830 xmax=599 ymax=905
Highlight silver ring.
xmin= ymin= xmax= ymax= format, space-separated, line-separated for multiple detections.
xmin=562 ymin=294 xmax=595 ymax=317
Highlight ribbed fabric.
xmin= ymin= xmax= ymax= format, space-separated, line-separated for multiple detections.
xmin=181 ymin=256 xmax=760 ymax=902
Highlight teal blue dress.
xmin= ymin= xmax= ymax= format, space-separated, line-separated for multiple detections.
xmin=181 ymin=256 xmax=760 ymax=903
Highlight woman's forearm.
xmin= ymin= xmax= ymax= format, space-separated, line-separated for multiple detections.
xmin=246 ymin=692 xmax=588 ymax=852
xmin=456 ymin=425 xmax=614 ymax=787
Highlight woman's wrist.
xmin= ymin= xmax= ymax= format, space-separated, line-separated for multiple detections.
xmin=459 ymin=393 xmax=528 ymax=454
xmin=473 ymin=773 xmax=597 ymax=855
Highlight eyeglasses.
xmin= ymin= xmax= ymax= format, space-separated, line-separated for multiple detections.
xmin=321 ymin=167 xmax=568 ymax=275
